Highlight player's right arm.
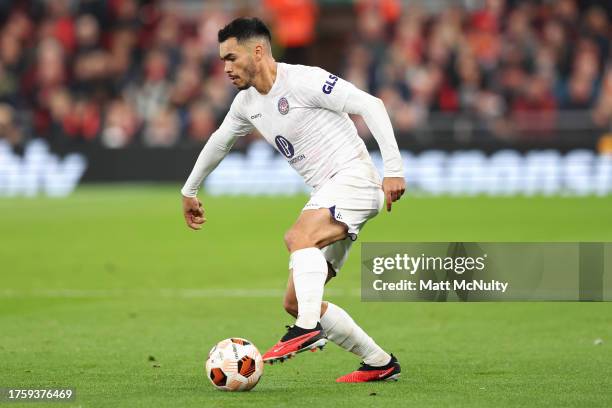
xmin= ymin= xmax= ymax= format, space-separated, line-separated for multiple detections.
xmin=181 ymin=95 xmax=253 ymax=230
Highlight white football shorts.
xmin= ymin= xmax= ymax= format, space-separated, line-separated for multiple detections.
xmin=301 ymin=164 xmax=384 ymax=274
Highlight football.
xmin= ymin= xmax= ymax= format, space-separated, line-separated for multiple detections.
xmin=205 ymin=338 xmax=264 ymax=391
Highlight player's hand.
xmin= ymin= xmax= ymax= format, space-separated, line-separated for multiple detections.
xmin=182 ymin=195 xmax=206 ymax=230
xmin=382 ymin=177 xmax=406 ymax=212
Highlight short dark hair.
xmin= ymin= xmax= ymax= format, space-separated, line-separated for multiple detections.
xmin=218 ymin=17 xmax=272 ymax=44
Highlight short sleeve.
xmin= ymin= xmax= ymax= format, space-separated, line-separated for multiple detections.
xmin=293 ymin=66 xmax=355 ymax=112
xmin=218 ymin=92 xmax=254 ymax=138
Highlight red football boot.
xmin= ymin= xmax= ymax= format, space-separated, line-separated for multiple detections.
xmin=262 ymin=323 xmax=327 ymax=364
xmin=336 ymin=354 xmax=401 ymax=383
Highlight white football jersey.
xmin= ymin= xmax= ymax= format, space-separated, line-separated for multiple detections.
xmin=220 ymin=63 xmax=382 ymax=190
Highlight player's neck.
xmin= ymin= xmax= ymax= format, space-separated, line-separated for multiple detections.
xmin=253 ymin=59 xmax=277 ymax=95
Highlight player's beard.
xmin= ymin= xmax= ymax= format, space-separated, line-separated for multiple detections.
xmin=236 ymin=58 xmax=257 ymax=90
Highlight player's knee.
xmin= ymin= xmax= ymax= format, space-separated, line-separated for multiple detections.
xmin=283 ymin=230 xmax=293 ymax=250
xmin=283 ymin=297 xmax=298 ymax=317
xmin=284 ymin=228 xmax=316 ymax=252
xmin=283 ymin=230 xmax=294 ymax=251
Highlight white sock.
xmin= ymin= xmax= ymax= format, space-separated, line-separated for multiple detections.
xmin=290 ymin=247 xmax=328 ymax=329
xmin=320 ymin=302 xmax=391 ymax=366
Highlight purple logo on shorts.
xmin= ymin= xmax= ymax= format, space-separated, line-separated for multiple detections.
xmin=278 ymin=97 xmax=289 ymax=115
xmin=275 ymin=135 xmax=294 ymax=158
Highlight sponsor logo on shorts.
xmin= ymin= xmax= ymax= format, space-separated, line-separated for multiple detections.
xmin=275 ymin=135 xmax=294 ymax=158
xmin=278 ymin=97 xmax=289 ymax=115
xmin=330 ymin=206 xmax=344 ymax=221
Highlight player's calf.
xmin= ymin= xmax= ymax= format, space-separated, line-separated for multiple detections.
xmin=283 ymin=266 xmax=335 ymax=318
xmin=283 ymin=298 xmax=298 ymax=318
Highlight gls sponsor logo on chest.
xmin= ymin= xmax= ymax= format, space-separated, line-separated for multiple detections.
xmin=322 ymin=74 xmax=338 ymax=94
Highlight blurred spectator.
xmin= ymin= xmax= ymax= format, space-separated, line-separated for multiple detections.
xmin=47 ymin=88 xmax=73 ymax=139
xmin=3 ymin=11 xmax=34 ymax=43
xmin=0 ymin=103 xmax=22 ymax=146
xmin=107 ymin=26 xmax=140 ymax=89
xmin=593 ymin=69 xmax=612 ymax=129
xmin=101 ymin=98 xmax=140 ymax=148
xmin=583 ymin=6 xmax=610 ymax=64
xmin=110 ymin=0 xmax=140 ymax=29
xmin=466 ymin=0 xmax=503 ymax=68
xmin=45 ymin=0 xmax=77 ymax=54
xmin=73 ymin=14 xmax=110 ymax=99
xmin=512 ymin=75 xmax=557 ymax=137
xmin=126 ymin=49 xmax=170 ymax=121
xmin=62 ymin=99 xmax=101 ymax=141
xmin=202 ymin=78 xmax=233 ymax=122
xmin=142 ymin=107 xmax=180 ymax=147
xmin=29 ymin=38 xmax=68 ymax=136
xmin=0 ymin=33 xmax=21 ymax=104
xmin=187 ymin=101 xmax=216 ymax=143
xmin=264 ymin=0 xmax=318 ymax=64
xmin=152 ymin=13 xmax=182 ymax=74
xmin=169 ymin=63 xmax=203 ymax=110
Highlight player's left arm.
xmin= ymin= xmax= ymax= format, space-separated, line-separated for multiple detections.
xmin=341 ymin=87 xmax=405 ymax=212
xmin=297 ymin=67 xmax=405 ymax=211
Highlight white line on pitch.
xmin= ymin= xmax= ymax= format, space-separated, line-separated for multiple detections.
xmin=0 ymin=288 xmax=361 ymax=299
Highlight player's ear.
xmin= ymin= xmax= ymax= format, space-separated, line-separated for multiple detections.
xmin=253 ymin=43 xmax=263 ymax=61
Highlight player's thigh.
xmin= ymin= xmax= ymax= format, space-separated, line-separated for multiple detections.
xmin=284 ymin=208 xmax=348 ymax=251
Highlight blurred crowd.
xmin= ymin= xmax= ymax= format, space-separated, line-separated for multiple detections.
xmin=347 ymin=0 xmax=612 ymax=139
xmin=0 ymin=0 xmax=610 ymax=149
xmin=0 ymin=0 xmax=247 ymax=148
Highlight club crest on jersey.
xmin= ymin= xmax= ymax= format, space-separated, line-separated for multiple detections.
xmin=277 ymin=97 xmax=289 ymax=115
xmin=274 ymin=135 xmax=294 ymax=158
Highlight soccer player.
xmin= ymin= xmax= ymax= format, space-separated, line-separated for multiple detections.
xmin=181 ymin=17 xmax=405 ymax=383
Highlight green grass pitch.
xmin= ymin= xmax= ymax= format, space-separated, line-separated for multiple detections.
xmin=1 ymin=185 xmax=611 ymax=407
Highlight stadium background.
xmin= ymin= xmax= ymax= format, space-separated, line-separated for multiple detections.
xmin=1 ymin=0 xmax=611 ymax=407
xmin=1 ymin=0 xmax=611 ymax=193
